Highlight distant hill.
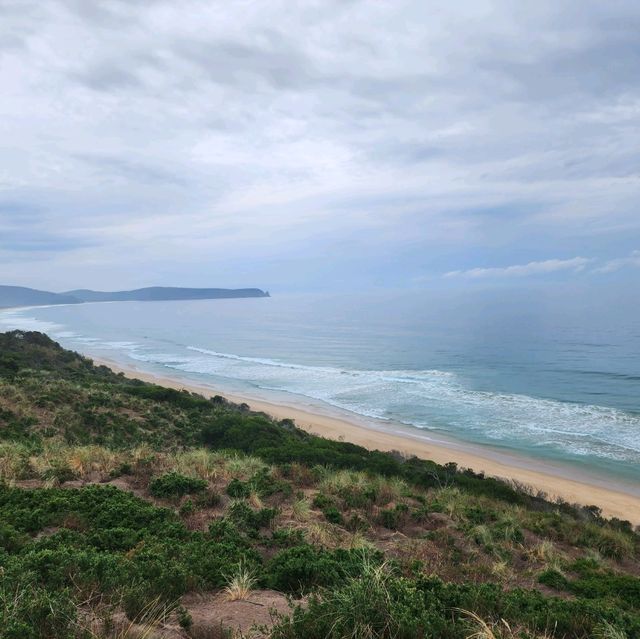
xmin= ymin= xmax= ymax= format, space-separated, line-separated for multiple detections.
xmin=63 ymin=287 xmax=270 ymax=302
xmin=0 ymin=285 xmax=269 ymax=309
xmin=0 ymin=285 xmax=81 ymax=308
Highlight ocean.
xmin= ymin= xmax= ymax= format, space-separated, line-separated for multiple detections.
xmin=2 ymin=286 xmax=639 ymax=485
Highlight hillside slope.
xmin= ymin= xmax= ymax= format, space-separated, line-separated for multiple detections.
xmin=0 ymin=285 xmax=80 ymax=308
xmin=63 ymin=286 xmax=270 ymax=302
xmin=0 ymin=285 xmax=269 ymax=310
xmin=0 ymin=331 xmax=638 ymax=639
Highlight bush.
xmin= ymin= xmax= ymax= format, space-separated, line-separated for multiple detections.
xmin=41 ymin=464 xmax=77 ymax=484
xmin=577 ymin=524 xmax=636 ymax=560
xmin=538 ymin=568 xmax=569 ymax=590
xmin=228 ymin=501 xmax=277 ymax=533
xmin=0 ymin=574 xmax=77 ymax=639
xmin=269 ymin=527 xmax=307 ymax=548
xmin=0 ymin=524 xmax=28 ymax=552
xmin=149 ymin=472 xmax=207 ymax=499
xmin=250 ymin=468 xmax=292 ymax=498
xmin=378 ymin=507 xmax=405 ymax=530
xmin=323 ymin=506 xmax=344 ymax=525
xmin=346 ymin=514 xmax=369 ymax=532
xmin=179 ymin=499 xmax=195 ymax=516
xmin=177 ymin=605 xmax=192 ymax=629
xmin=270 ymin=568 xmax=447 ymax=639
xmin=195 ymin=489 xmax=222 ymax=509
xmin=312 ymin=493 xmax=333 ymax=509
xmin=265 ymin=545 xmax=376 ymax=595
xmin=226 ymin=478 xmax=251 ymax=498
xmin=208 ymin=517 xmax=242 ymax=542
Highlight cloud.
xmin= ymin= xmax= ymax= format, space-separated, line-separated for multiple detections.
xmin=592 ymin=250 xmax=640 ymax=273
xmin=444 ymin=250 xmax=640 ymax=279
xmin=445 ymin=257 xmax=591 ymax=279
xmin=1 ymin=1 xmax=640 ymax=289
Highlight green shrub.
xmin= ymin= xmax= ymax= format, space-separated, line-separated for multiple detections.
xmin=195 ymin=489 xmax=222 ymax=508
xmin=208 ymin=517 xmax=242 ymax=542
xmin=41 ymin=464 xmax=77 ymax=484
xmin=0 ymin=574 xmax=77 ymax=639
xmin=265 ymin=545 xmax=376 ymax=595
xmin=346 ymin=513 xmax=369 ymax=532
xmin=464 ymin=505 xmax=495 ymax=524
xmin=109 ymin=462 xmax=133 ymax=478
xmin=226 ymin=478 xmax=250 ymax=498
xmin=228 ymin=501 xmax=277 ymax=533
xmin=249 ymin=467 xmax=292 ymax=497
xmin=492 ymin=517 xmax=524 ymax=544
xmin=0 ymin=524 xmax=28 ymax=552
xmin=269 ymin=527 xmax=307 ymax=548
xmin=270 ymin=568 xmax=447 ymax=639
xmin=177 ymin=605 xmax=193 ymax=630
xmin=538 ymin=568 xmax=569 ymax=590
xmin=312 ymin=493 xmax=333 ymax=509
xmin=1 ymin=332 xmax=640 ymax=639
xmin=565 ymin=560 xmax=640 ymax=611
xmin=338 ymin=486 xmax=373 ymax=509
xmin=149 ymin=472 xmax=207 ymax=498
xmin=577 ymin=524 xmax=636 ymax=560
xmin=179 ymin=499 xmax=195 ymax=516
xmin=322 ymin=506 xmax=344 ymax=525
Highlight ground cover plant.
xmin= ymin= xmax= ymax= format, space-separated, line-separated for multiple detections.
xmin=0 ymin=331 xmax=638 ymax=638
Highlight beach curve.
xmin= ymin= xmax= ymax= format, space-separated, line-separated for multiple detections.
xmin=94 ymin=355 xmax=640 ymax=525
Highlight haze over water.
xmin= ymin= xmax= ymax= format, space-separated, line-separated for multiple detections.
xmin=2 ymin=286 xmax=639 ymax=486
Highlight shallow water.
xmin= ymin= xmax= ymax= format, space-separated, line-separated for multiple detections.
xmin=2 ymin=286 xmax=639 ymax=483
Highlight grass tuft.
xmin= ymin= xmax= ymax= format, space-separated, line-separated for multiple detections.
xmin=223 ymin=561 xmax=258 ymax=601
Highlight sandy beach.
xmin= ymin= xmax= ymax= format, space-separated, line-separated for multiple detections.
xmin=94 ymin=356 xmax=640 ymax=525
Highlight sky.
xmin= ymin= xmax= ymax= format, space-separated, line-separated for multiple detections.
xmin=1 ymin=0 xmax=639 ymax=293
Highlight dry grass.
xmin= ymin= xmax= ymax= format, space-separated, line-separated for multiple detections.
xmin=223 ymin=561 xmax=258 ymax=601
xmin=593 ymin=621 xmax=628 ymax=639
xmin=0 ymin=442 xmax=30 ymax=480
xmin=526 ymin=540 xmax=566 ymax=572
xmin=224 ymin=454 xmax=269 ymax=480
xmin=318 ymin=468 xmax=410 ymax=507
xmin=83 ymin=596 xmax=177 ymax=639
xmin=373 ymin=475 xmax=409 ymax=505
xmin=170 ymin=449 xmax=226 ymax=481
xmin=66 ymin=446 xmax=120 ymax=477
xmin=0 ymin=441 xmax=275 ymax=493
xmin=348 ymin=532 xmax=376 ymax=551
xmin=458 ymin=609 xmax=557 ymax=639
xmin=433 ymin=486 xmax=467 ymax=519
xmin=306 ymin=521 xmax=342 ymax=548
xmin=24 ymin=441 xmax=125 ymax=482
xmin=284 ymin=462 xmax=317 ymax=487
xmin=291 ymin=497 xmax=311 ymax=522
xmin=472 ymin=524 xmax=493 ymax=546
xmin=459 ymin=609 xmax=508 ymax=639
xmin=319 ymin=469 xmax=370 ymax=494
xmin=490 ymin=560 xmax=511 ymax=582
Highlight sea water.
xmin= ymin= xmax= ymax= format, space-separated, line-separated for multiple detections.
xmin=2 ymin=286 xmax=639 ymax=485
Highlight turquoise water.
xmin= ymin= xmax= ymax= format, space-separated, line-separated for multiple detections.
xmin=2 ymin=288 xmax=639 ymax=484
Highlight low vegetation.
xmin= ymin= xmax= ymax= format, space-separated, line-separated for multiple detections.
xmin=0 ymin=331 xmax=638 ymax=638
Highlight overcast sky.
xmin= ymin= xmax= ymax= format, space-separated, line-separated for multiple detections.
xmin=1 ymin=0 xmax=639 ymax=292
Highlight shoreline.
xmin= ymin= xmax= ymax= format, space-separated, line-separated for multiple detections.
xmin=93 ymin=355 xmax=640 ymax=524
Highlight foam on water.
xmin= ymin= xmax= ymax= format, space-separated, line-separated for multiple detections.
xmin=126 ymin=343 xmax=640 ymax=465
xmin=0 ymin=309 xmax=67 ymax=335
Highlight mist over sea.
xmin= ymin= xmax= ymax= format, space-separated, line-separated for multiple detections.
xmin=2 ymin=287 xmax=639 ymax=485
